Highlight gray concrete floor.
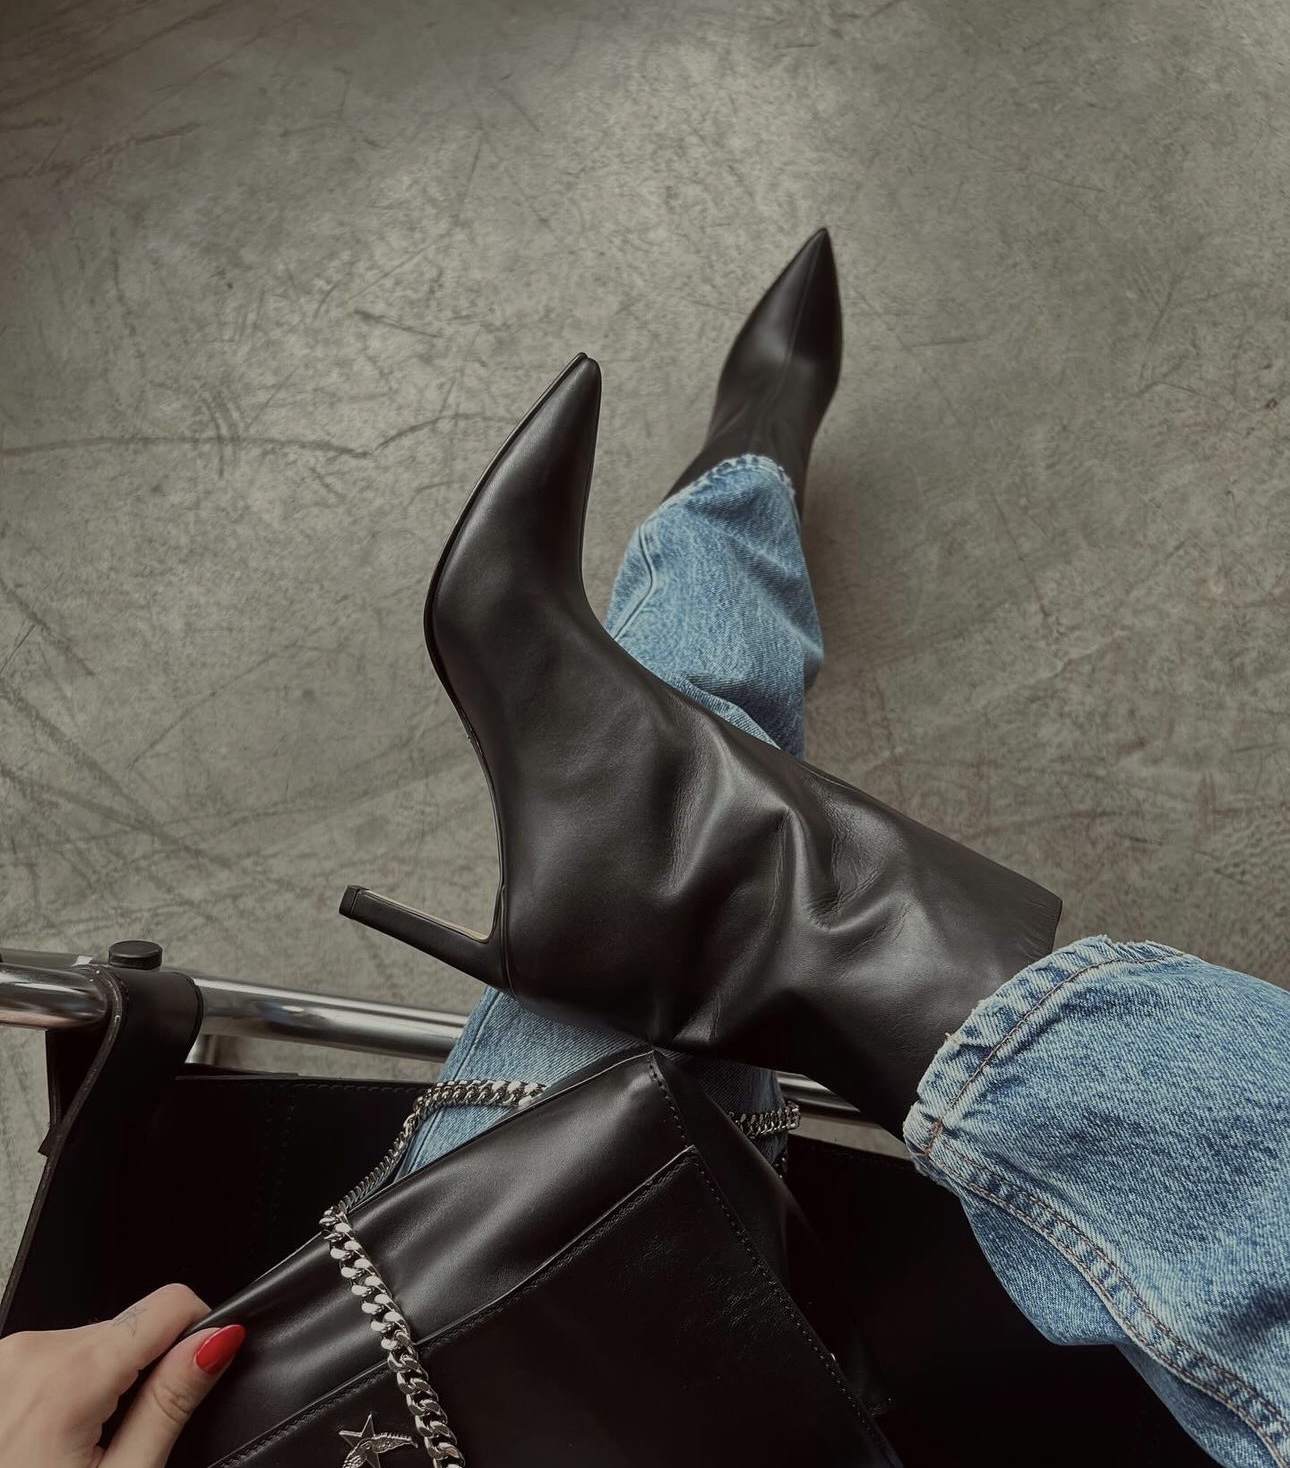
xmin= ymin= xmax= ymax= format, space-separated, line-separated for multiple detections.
xmin=2 ymin=0 xmax=1288 ymax=1291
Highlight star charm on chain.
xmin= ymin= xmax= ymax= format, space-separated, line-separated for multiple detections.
xmin=338 ymin=1414 xmax=417 ymax=1467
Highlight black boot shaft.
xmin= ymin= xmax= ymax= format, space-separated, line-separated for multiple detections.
xmin=346 ymin=354 xmax=1061 ymax=1135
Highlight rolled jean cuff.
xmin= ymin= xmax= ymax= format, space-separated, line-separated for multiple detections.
xmin=903 ymin=935 xmax=1177 ymax=1146
xmin=666 ymin=452 xmax=799 ymax=515
xmin=903 ymin=935 xmax=1290 ymax=1468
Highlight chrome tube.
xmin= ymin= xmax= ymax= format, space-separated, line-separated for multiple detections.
xmin=0 ymin=961 xmax=863 ymax=1124
xmin=192 ymin=972 xmax=471 ymax=1060
xmin=0 ymin=964 xmax=104 ymax=1028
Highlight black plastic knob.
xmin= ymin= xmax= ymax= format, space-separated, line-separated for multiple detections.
xmin=107 ymin=939 xmax=163 ymax=970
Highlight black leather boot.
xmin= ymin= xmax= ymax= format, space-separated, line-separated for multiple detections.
xmin=343 ymin=356 xmax=1061 ymax=1137
xmin=664 ymin=228 xmax=842 ymax=513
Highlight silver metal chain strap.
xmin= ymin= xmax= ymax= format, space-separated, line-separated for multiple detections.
xmin=320 ymin=1208 xmax=464 ymax=1464
xmin=332 ymin=1077 xmax=547 ymax=1217
xmin=729 ymin=1102 xmax=802 ymax=1141
xmin=320 ymin=1075 xmax=801 ymax=1463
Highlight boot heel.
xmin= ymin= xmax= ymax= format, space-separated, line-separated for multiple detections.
xmin=340 ymin=885 xmax=503 ymax=985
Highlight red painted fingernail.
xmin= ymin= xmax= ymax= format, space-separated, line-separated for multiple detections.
xmin=194 ymin=1323 xmax=246 ymax=1375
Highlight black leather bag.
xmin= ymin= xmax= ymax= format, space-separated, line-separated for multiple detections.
xmin=176 ymin=1047 xmax=898 ymax=1467
xmin=1 ymin=961 xmax=1215 ymax=1468
xmin=2 ymin=962 xmax=897 ymax=1467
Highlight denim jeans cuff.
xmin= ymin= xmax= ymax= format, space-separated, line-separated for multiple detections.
xmin=903 ymin=935 xmax=1180 ymax=1155
xmin=664 ymin=453 xmax=797 ymax=513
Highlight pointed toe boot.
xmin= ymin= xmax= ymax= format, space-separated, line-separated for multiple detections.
xmin=342 ymin=355 xmax=1061 ymax=1136
xmin=665 ymin=227 xmax=843 ymax=513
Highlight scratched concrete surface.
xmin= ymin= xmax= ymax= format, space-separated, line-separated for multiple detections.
xmin=3 ymin=0 xmax=1289 ymax=1293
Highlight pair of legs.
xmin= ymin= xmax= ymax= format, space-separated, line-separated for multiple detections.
xmin=401 ymin=454 xmax=1289 ymax=1468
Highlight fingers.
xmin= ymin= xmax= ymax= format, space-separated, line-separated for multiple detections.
xmin=0 ymin=1285 xmax=240 ymax=1468
xmin=0 ymin=1285 xmax=211 ymax=1424
xmin=95 ymin=1284 xmax=212 ymax=1380
xmin=102 ymin=1323 xmax=245 ymax=1468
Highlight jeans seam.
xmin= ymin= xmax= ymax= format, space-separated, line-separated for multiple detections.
xmin=438 ymin=991 xmax=497 ymax=1083
xmin=404 ymin=991 xmax=503 ymax=1170
xmin=607 ymin=521 xmax=660 ymax=642
xmin=925 ymin=951 xmax=1176 ymax=1151
xmin=910 ymin=1129 xmax=1290 ymax=1467
xmin=613 ymin=456 xmax=797 ymax=647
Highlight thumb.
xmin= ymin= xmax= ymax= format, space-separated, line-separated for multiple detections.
xmin=102 ymin=1324 xmax=246 ymax=1468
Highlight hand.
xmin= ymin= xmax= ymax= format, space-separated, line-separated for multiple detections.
xmin=0 ymin=1283 xmax=245 ymax=1468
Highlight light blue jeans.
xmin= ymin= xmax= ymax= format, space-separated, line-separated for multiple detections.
xmin=403 ymin=456 xmax=1290 ymax=1468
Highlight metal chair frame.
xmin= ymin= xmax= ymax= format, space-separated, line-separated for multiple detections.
xmin=0 ymin=951 xmax=860 ymax=1123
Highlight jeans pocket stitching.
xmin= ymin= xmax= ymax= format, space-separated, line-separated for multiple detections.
xmin=913 ymin=1131 xmax=1290 ymax=1467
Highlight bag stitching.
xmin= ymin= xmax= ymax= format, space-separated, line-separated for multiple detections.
xmin=643 ymin=1056 xmax=893 ymax=1459
xmin=262 ymin=1087 xmax=296 ymax=1253
xmin=684 ymin=1141 xmax=896 ymax=1461
xmin=642 ymin=1053 xmax=691 ymax=1147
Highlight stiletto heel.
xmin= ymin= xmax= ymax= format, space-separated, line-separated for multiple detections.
xmin=340 ymin=885 xmax=503 ymax=986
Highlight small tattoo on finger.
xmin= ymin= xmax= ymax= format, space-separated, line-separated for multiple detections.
xmin=112 ymin=1303 xmax=144 ymax=1335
